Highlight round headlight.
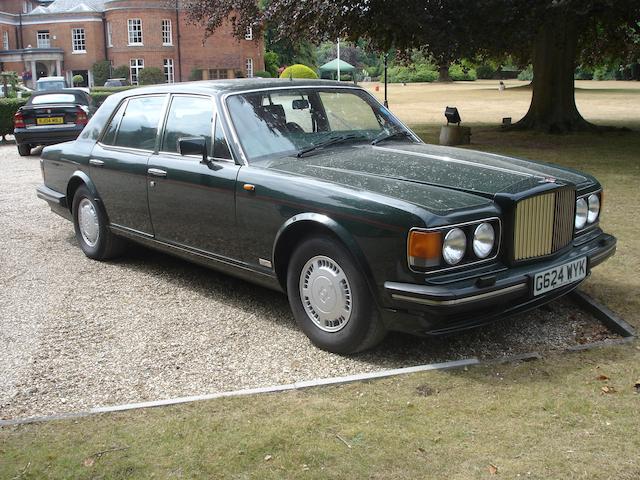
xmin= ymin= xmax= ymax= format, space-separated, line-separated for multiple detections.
xmin=575 ymin=198 xmax=588 ymax=230
xmin=442 ymin=228 xmax=467 ymax=265
xmin=587 ymin=194 xmax=600 ymax=223
xmin=473 ymin=223 xmax=495 ymax=259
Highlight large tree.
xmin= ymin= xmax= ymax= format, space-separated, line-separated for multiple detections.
xmin=183 ymin=0 xmax=640 ymax=133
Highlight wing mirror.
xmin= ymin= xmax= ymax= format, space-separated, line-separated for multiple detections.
xmin=178 ymin=136 xmax=209 ymax=165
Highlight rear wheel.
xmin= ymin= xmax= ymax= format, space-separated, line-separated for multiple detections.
xmin=17 ymin=144 xmax=31 ymax=156
xmin=287 ymin=236 xmax=386 ymax=354
xmin=72 ymin=185 xmax=125 ymax=260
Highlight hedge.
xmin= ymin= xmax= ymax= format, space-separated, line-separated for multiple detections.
xmin=0 ymin=98 xmax=27 ymax=137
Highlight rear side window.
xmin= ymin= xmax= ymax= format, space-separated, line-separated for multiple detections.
xmin=161 ymin=96 xmax=213 ymax=154
xmin=101 ymin=101 xmax=127 ymax=145
xmin=113 ymin=96 xmax=165 ymax=150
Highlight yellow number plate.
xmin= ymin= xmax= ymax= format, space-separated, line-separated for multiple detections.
xmin=37 ymin=117 xmax=64 ymax=125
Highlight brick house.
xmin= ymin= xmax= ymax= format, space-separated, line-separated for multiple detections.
xmin=0 ymin=0 xmax=264 ymax=88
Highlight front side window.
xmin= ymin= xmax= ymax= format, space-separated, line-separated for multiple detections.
xmin=226 ymin=88 xmax=408 ymax=162
xmin=110 ymin=96 xmax=165 ymax=150
xmin=37 ymin=31 xmax=50 ymax=48
xmin=128 ymin=18 xmax=143 ymax=45
xmin=2 ymin=31 xmax=9 ymax=50
xmin=163 ymin=58 xmax=174 ymax=83
xmin=162 ymin=96 xmax=213 ymax=154
xmin=130 ymin=58 xmax=144 ymax=85
xmin=162 ymin=19 xmax=172 ymax=45
xmin=245 ymin=58 xmax=253 ymax=78
xmin=72 ymin=28 xmax=86 ymax=52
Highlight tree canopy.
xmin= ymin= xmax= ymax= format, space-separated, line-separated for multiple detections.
xmin=184 ymin=0 xmax=640 ymax=132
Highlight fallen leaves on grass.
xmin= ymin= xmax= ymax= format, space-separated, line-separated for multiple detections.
xmin=488 ymin=464 xmax=498 ymax=475
xmin=601 ymin=386 xmax=616 ymax=394
xmin=596 ymin=375 xmax=609 ymax=381
xmin=264 ymin=455 xmax=273 ymax=462
xmin=82 ymin=446 xmax=129 ymax=468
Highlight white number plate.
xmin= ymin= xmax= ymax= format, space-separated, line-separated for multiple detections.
xmin=533 ymin=257 xmax=587 ymax=296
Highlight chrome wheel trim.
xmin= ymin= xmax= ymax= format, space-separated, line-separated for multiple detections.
xmin=77 ymin=198 xmax=99 ymax=247
xmin=299 ymin=255 xmax=352 ymax=333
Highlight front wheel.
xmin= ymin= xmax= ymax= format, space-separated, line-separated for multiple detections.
xmin=287 ymin=236 xmax=386 ymax=354
xmin=72 ymin=185 xmax=125 ymax=260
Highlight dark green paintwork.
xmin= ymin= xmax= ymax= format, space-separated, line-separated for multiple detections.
xmin=38 ymin=80 xmax=609 ymax=332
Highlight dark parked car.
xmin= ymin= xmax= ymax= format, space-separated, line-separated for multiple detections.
xmin=104 ymin=78 xmax=130 ymax=87
xmin=14 ymin=89 xmax=95 ymax=156
xmin=36 ymin=79 xmax=616 ymax=353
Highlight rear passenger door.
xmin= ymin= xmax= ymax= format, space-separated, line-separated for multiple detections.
xmin=146 ymin=94 xmax=241 ymax=259
xmin=90 ymin=94 xmax=167 ymax=235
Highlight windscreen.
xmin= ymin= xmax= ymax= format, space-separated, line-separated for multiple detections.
xmin=226 ymin=88 xmax=407 ymax=163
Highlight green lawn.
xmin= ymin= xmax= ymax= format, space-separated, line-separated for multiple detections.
xmin=2 ymin=125 xmax=639 ymax=479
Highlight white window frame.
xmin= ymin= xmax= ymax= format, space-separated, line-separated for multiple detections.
xmin=130 ymin=58 xmax=144 ymax=85
xmin=127 ymin=18 xmax=143 ymax=46
xmin=244 ymin=26 xmax=253 ymax=41
xmin=245 ymin=58 xmax=254 ymax=78
xmin=2 ymin=31 xmax=9 ymax=50
xmin=37 ymin=31 xmax=50 ymax=48
xmin=106 ymin=22 xmax=113 ymax=47
xmin=164 ymin=58 xmax=174 ymax=83
xmin=72 ymin=28 xmax=86 ymax=53
xmin=162 ymin=19 xmax=172 ymax=46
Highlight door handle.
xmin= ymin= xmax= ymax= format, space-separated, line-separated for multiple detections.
xmin=89 ymin=159 xmax=104 ymax=167
xmin=148 ymin=168 xmax=167 ymax=178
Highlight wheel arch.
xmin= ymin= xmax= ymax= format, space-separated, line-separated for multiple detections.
xmin=272 ymin=213 xmax=378 ymax=299
xmin=66 ymin=171 xmax=101 ymax=214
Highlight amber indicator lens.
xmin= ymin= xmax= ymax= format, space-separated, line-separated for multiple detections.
xmin=408 ymin=231 xmax=442 ymax=267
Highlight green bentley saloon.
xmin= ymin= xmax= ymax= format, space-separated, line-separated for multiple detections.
xmin=36 ymin=79 xmax=616 ymax=354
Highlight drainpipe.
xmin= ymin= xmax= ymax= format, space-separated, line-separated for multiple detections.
xmin=18 ymin=13 xmax=23 ymax=49
xmin=175 ymin=0 xmax=182 ymax=82
xmin=102 ymin=12 xmax=108 ymax=65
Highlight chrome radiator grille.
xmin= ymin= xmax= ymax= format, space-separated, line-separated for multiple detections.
xmin=513 ymin=189 xmax=575 ymax=261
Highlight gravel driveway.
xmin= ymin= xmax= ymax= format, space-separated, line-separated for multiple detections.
xmin=0 ymin=143 xmax=616 ymax=420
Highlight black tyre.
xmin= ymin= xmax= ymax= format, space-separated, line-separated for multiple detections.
xmin=72 ymin=185 xmax=125 ymax=260
xmin=17 ymin=144 xmax=31 ymax=156
xmin=287 ymin=236 xmax=386 ymax=354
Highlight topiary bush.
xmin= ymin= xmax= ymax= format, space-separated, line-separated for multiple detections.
xmin=0 ymin=98 xmax=27 ymax=138
xmin=112 ymin=65 xmax=129 ymax=79
xmin=72 ymin=74 xmax=84 ymax=86
xmin=138 ymin=67 xmax=165 ymax=85
xmin=279 ymin=64 xmax=318 ymax=79
xmin=92 ymin=60 xmax=111 ymax=87
xmin=253 ymin=70 xmax=272 ymax=78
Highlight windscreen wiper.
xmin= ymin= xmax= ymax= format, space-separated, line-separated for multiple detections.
xmin=371 ymin=129 xmax=413 ymax=146
xmin=297 ymin=133 xmax=366 ymax=158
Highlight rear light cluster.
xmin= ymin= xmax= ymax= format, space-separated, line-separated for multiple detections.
xmin=76 ymin=107 xmax=89 ymax=126
xmin=13 ymin=111 xmax=25 ymax=129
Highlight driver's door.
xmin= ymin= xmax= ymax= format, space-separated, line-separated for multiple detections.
xmin=147 ymin=94 xmax=240 ymax=259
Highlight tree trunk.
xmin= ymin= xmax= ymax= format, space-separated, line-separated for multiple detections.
xmin=437 ymin=64 xmax=452 ymax=82
xmin=511 ymin=13 xmax=595 ymax=133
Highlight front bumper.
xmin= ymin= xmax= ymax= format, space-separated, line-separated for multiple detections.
xmin=383 ymin=231 xmax=617 ymax=335
xmin=14 ymin=125 xmax=83 ymax=147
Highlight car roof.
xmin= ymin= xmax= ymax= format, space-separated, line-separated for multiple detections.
xmin=119 ymin=78 xmax=356 ymax=97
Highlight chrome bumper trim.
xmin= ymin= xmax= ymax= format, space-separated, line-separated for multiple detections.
xmin=391 ymin=283 xmax=528 ymax=307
